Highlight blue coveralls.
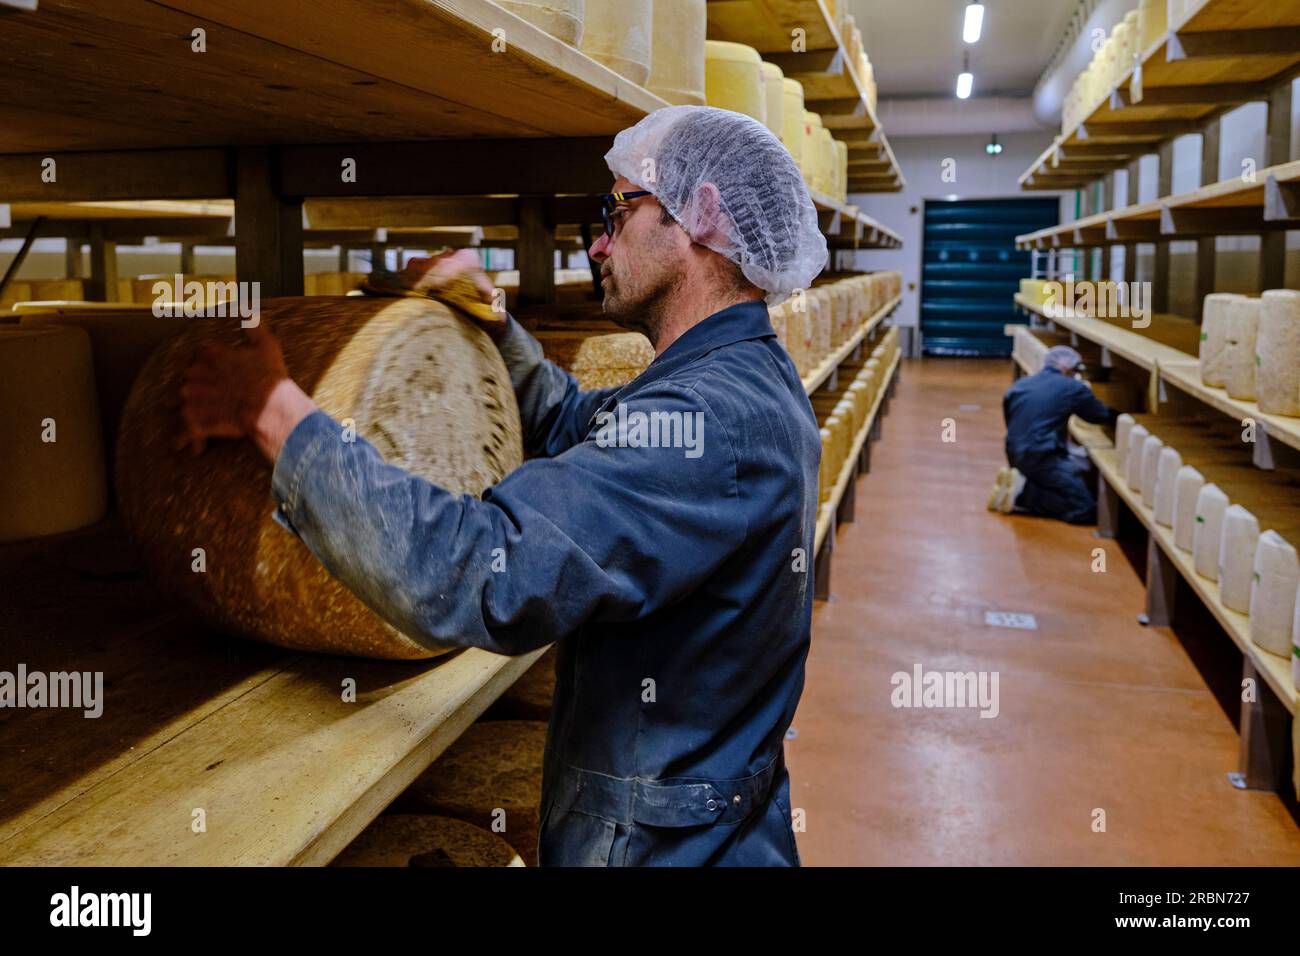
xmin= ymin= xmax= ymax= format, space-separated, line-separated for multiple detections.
xmin=1002 ymin=366 xmax=1116 ymax=525
xmin=270 ymin=300 xmax=821 ymax=866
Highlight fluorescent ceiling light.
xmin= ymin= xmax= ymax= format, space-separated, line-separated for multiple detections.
xmin=956 ymin=71 xmax=973 ymax=99
xmin=963 ymin=3 xmax=985 ymax=44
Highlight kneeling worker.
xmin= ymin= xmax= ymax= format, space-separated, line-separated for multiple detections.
xmin=989 ymin=345 xmax=1117 ymax=524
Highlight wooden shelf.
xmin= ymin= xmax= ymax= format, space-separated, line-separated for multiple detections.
xmin=1013 ymin=293 xmax=1195 ymax=371
xmin=803 ymin=293 xmax=900 ymax=394
xmin=1019 ymin=0 xmax=1300 ymax=191
xmin=1157 ymin=360 xmax=1300 ymax=456
xmin=809 ymin=193 xmax=902 ymax=248
xmin=814 ymin=348 xmax=900 ymax=554
xmin=0 ymin=520 xmax=544 ymax=865
xmin=1016 ymin=159 xmax=1300 ymax=249
xmin=1075 ymin=421 xmax=1297 ymax=715
xmin=0 ymin=0 xmax=668 ymax=153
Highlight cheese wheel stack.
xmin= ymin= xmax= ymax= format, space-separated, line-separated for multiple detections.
xmin=1255 ymin=289 xmax=1300 ymax=416
xmin=116 ymin=297 xmax=524 ymax=659
xmin=583 ymin=0 xmax=653 ymax=85
xmin=1198 ymin=293 xmax=1243 ymax=387
xmin=647 ymin=0 xmax=706 ymax=105
xmin=498 ymin=0 xmax=584 ymax=45
xmin=0 ymin=325 xmax=108 ymax=541
xmin=1192 ymin=483 xmax=1229 ymax=581
xmin=704 ymin=40 xmax=766 ymax=124
xmin=332 ymin=815 xmax=526 ymax=867
xmin=1250 ymin=531 xmax=1300 ymax=658
xmin=1218 ymin=505 xmax=1261 ymax=612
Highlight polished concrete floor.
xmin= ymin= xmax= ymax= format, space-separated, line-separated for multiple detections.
xmin=789 ymin=357 xmax=1300 ymax=866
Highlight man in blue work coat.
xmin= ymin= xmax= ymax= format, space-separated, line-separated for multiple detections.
xmin=990 ymin=345 xmax=1118 ymax=524
xmin=176 ymin=107 xmax=828 ymax=866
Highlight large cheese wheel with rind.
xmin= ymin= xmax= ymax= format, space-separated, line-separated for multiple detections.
xmin=647 ymin=0 xmax=706 ymax=106
xmin=498 ymin=0 xmax=584 ymax=46
xmin=115 ymin=296 xmax=523 ymax=660
xmin=331 ymin=814 xmax=525 ymax=867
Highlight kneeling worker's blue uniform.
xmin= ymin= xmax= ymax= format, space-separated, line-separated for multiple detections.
xmin=1002 ymin=365 xmax=1116 ymax=524
xmin=270 ymin=300 xmax=821 ymax=866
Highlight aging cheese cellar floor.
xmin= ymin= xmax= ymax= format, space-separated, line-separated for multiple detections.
xmin=790 ymin=358 xmax=1300 ymax=866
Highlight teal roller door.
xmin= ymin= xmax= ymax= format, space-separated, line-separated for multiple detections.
xmin=921 ymin=198 xmax=1059 ymax=357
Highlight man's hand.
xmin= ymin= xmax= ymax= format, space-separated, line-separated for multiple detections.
xmin=177 ymin=322 xmax=319 ymax=463
xmin=396 ymin=249 xmax=509 ymax=340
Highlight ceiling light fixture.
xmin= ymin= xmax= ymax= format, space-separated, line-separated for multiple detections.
xmin=963 ymin=2 xmax=985 ymax=44
xmin=956 ymin=52 xmax=973 ymax=99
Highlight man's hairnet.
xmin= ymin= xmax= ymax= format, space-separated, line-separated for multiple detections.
xmin=604 ymin=106 xmax=829 ymax=305
xmin=1044 ymin=345 xmax=1083 ymax=372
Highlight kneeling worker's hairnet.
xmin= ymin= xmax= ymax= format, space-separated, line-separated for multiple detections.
xmin=604 ymin=105 xmax=828 ymax=305
xmin=1043 ymin=345 xmax=1083 ymax=372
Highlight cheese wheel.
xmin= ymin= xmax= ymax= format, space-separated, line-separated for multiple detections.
xmin=780 ymin=79 xmax=806 ymax=165
xmin=1192 ymin=483 xmax=1229 ymax=580
xmin=397 ymin=720 xmax=546 ymax=865
xmin=29 ymin=278 xmax=86 ymax=301
xmin=582 ymin=0 xmax=652 ymax=86
xmin=115 ymin=297 xmax=524 ymax=660
xmin=332 ymin=815 xmax=525 ymax=867
xmin=1139 ymin=0 xmax=1167 ymax=52
xmin=535 ymin=331 xmax=653 ymax=389
xmin=0 ymin=325 xmax=108 ymax=541
xmin=759 ymin=62 xmax=785 ymax=137
xmin=1223 ymin=297 xmax=1262 ymax=400
xmin=802 ymin=110 xmax=823 ymax=189
xmin=646 ymin=0 xmax=705 ymax=105
xmin=818 ymin=127 xmax=836 ymax=197
xmin=0 ymin=279 xmax=33 ymax=309
xmin=485 ymin=646 xmax=557 ymax=721
xmin=809 ymin=288 xmax=831 ymax=360
xmin=835 ymin=140 xmax=849 ymax=202
xmin=1153 ymin=445 xmax=1182 ymax=527
xmin=498 ymin=0 xmax=584 ymax=46
xmin=1292 ymin=593 xmax=1300 ymax=688
xmin=818 ymin=427 xmax=832 ymax=503
xmin=1218 ymin=504 xmax=1260 ymax=612
xmin=1198 ymin=292 xmax=1243 ymax=387
xmin=1250 ymin=531 xmax=1299 ymax=657
xmin=1114 ymin=413 xmax=1135 ymax=472
xmin=1138 ymin=433 xmax=1164 ymax=503
xmin=1172 ymin=465 xmax=1205 ymax=552
xmin=1255 ymin=289 xmax=1300 ymax=416
xmin=704 ymin=40 xmax=766 ymax=124
xmin=19 ymin=308 xmax=187 ymax=465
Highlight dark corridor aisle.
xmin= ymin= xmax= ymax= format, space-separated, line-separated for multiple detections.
xmin=789 ymin=357 xmax=1300 ymax=866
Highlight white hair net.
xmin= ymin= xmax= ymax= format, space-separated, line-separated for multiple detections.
xmin=1043 ymin=345 xmax=1083 ymax=372
xmin=604 ymin=105 xmax=828 ymax=305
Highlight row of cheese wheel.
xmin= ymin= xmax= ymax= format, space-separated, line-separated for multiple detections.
xmin=769 ymin=271 xmax=901 ymax=380
xmin=814 ymin=326 xmax=899 ymax=509
xmin=1061 ymin=1 xmax=1165 ymax=134
xmin=1198 ymin=291 xmax=1300 ymax=416
xmin=1116 ymin=414 xmax=1300 ymax=686
xmin=705 ymin=40 xmax=851 ymax=201
xmin=1011 ymin=324 xmax=1050 ymax=373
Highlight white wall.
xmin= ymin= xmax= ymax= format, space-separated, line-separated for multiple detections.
xmin=846 ymin=130 xmax=1071 ymax=329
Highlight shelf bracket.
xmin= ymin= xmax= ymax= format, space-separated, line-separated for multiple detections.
xmin=1228 ymin=658 xmax=1291 ymax=792
xmin=1251 ymin=420 xmax=1275 ymax=471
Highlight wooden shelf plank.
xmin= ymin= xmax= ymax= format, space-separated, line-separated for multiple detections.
xmin=1013 ymin=293 xmax=1194 ymax=371
xmin=1160 ymin=360 xmax=1300 ymax=456
xmin=0 ymin=0 xmax=667 ymax=153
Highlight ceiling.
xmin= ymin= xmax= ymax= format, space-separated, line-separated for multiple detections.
xmin=850 ymin=0 xmax=1084 ymax=99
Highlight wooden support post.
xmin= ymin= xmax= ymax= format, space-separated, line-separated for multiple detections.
xmin=859 ymin=435 xmax=871 ymax=473
xmin=368 ymin=243 xmax=387 ymax=272
xmin=1140 ymin=537 xmax=1176 ymax=627
xmin=1123 ymin=158 xmax=1141 ymax=285
xmin=65 ymin=239 xmax=82 ymax=279
xmin=1098 ymin=175 xmax=1115 ymax=280
xmin=337 ymin=247 xmax=351 ymax=272
xmin=1153 ymin=141 xmax=1174 ymax=314
xmin=235 ymin=148 xmax=304 ymax=297
xmin=1260 ymin=82 xmax=1293 ymax=291
xmin=1195 ymin=119 xmax=1220 ymax=314
xmin=1096 ymin=473 xmax=1120 ymax=539
xmin=518 ymin=196 xmax=555 ymax=308
xmin=85 ymin=224 xmax=117 ymax=302
xmin=1228 ymin=658 xmax=1291 ymax=792
xmin=180 ymin=241 xmax=197 ymax=276
xmin=814 ymin=533 xmax=832 ymax=600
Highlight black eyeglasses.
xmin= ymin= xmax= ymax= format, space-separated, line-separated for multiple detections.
xmin=599 ymin=190 xmax=652 ymax=237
